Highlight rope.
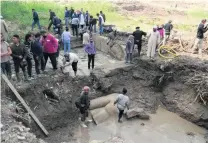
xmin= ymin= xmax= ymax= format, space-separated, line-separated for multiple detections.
xmin=158 ymin=45 xmax=177 ymax=59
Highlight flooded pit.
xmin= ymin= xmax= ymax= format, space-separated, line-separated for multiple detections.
xmin=74 ymin=107 xmax=206 ymax=143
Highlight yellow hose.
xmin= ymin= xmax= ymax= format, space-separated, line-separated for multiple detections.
xmin=158 ymin=45 xmax=177 ymax=59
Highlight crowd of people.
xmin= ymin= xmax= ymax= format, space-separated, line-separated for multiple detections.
xmin=32 ymin=7 xmax=106 ymax=36
xmin=1 ymin=6 xmax=207 ymax=128
xmin=125 ymin=19 xmax=207 ymax=62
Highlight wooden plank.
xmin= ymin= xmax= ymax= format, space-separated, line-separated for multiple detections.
xmin=179 ymin=36 xmax=184 ymax=51
xmin=1 ymin=74 xmax=49 ymax=136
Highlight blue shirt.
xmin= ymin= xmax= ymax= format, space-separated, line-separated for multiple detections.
xmin=65 ymin=10 xmax=70 ymax=17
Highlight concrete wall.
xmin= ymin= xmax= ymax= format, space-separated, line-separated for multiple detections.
xmin=92 ymin=34 xmax=125 ymax=61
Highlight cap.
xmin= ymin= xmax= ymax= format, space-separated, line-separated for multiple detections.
xmin=83 ymin=86 xmax=90 ymax=92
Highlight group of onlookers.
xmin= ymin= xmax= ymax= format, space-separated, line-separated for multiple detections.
xmin=0 ymin=30 xmax=59 ymax=82
xmin=125 ymin=19 xmax=207 ymax=63
xmin=125 ymin=20 xmax=173 ymax=62
xmin=31 ymin=7 xmax=106 ymax=36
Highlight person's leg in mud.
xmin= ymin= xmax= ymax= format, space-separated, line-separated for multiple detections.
xmin=137 ymin=42 xmax=142 ymax=56
xmin=72 ymin=24 xmax=75 ymax=36
xmin=65 ymin=17 xmax=69 ymax=28
xmin=5 ymin=61 xmax=12 ymax=79
xmin=48 ymin=53 xmax=57 ymax=70
xmin=43 ymin=52 xmax=49 ymax=70
xmin=31 ymin=21 xmax=36 ymax=31
xmin=37 ymin=20 xmax=41 ymax=30
xmin=20 ymin=64 xmax=28 ymax=81
xmin=125 ymin=53 xmax=129 ymax=64
xmin=75 ymin=25 xmax=78 ymax=37
xmin=91 ymin=54 xmax=95 ymax=69
xmin=40 ymin=55 xmax=45 ymax=72
xmin=64 ymin=42 xmax=67 ymax=55
xmin=72 ymin=61 xmax=78 ymax=76
xmin=80 ymin=107 xmax=87 ymax=127
xmin=192 ymin=38 xmax=200 ymax=54
xmin=93 ymin=24 xmax=96 ymax=33
xmin=33 ymin=55 xmax=40 ymax=75
xmin=198 ymin=39 xmax=203 ymax=55
xmin=48 ymin=20 xmax=53 ymax=31
xmin=14 ymin=60 xmax=21 ymax=82
xmin=26 ymin=58 xmax=33 ymax=79
xmin=118 ymin=109 xmax=124 ymax=123
xmin=130 ymin=53 xmax=133 ymax=64
xmin=1 ymin=62 xmax=6 ymax=75
xmin=1 ymin=61 xmax=11 ymax=79
xmin=88 ymin=54 xmax=92 ymax=70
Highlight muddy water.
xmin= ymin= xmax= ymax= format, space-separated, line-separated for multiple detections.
xmin=74 ymin=107 xmax=207 ymax=143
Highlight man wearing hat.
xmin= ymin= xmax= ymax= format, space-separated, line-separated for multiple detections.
xmin=133 ymin=27 xmax=147 ymax=56
xmin=147 ymin=25 xmax=160 ymax=59
xmin=40 ymin=30 xmax=58 ymax=70
xmin=193 ymin=19 xmax=208 ymax=55
xmin=163 ymin=20 xmax=173 ymax=45
xmin=75 ymin=86 xmax=90 ymax=127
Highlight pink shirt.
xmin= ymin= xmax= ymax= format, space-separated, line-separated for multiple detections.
xmin=158 ymin=28 xmax=164 ymax=39
xmin=41 ymin=34 xmax=58 ymax=53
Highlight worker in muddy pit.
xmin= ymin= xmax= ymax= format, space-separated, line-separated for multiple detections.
xmin=75 ymin=86 xmax=91 ymax=128
xmin=114 ymin=88 xmax=130 ymax=123
xmin=60 ymin=52 xmax=79 ymax=77
xmin=192 ymin=19 xmax=208 ymax=55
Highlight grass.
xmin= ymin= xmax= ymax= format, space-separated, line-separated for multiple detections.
xmin=1 ymin=1 xmax=124 ymax=29
xmin=1 ymin=1 xmax=207 ymax=35
xmin=187 ymin=8 xmax=208 ymax=19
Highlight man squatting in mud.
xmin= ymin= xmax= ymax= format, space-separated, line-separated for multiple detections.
xmin=60 ymin=52 xmax=79 ymax=77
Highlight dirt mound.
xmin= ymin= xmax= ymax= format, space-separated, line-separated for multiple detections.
xmin=123 ymin=5 xmax=144 ymax=11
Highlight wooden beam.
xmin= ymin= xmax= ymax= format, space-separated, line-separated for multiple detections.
xmin=1 ymin=74 xmax=49 ymax=136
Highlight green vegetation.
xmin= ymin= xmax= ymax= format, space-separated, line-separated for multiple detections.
xmin=187 ymin=8 xmax=208 ymax=20
xmin=1 ymin=1 xmax=124 ymax=29
xmin=1 ymin=1 xmax=207 ymax=34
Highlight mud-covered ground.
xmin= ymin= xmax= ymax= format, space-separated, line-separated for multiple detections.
xmin=92 ymin=55 xmax=208 ymax=130
xmin=2 ymin=54 xmax=208 ymax=142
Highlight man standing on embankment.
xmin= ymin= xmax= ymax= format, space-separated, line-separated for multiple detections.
xmin=193 ymin=19 xmax=208 ymax=55
xmin=132 ymin=27 xmax=147 ymax=56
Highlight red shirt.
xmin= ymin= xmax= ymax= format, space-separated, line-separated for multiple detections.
xmin=41 ymin=34 xmax=58 ymax=53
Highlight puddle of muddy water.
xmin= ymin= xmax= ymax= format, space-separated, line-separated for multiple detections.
xmin=74 ymin=107 xmax=206 ymax=143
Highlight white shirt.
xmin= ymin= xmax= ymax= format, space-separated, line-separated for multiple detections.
xmin=116 ymin=94 xmax=129 ymax=110
xmin=69 ymin=52 xmax=79 ymax=64
xmin=99 ymin=15 xmax=104 ymax=25
xmin=83 ymin=32 xmax=90 ymax=45
xmin=79 ymin=14 xmax=85 ymax=25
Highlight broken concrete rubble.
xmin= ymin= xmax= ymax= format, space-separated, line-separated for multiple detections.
xmin=126 ymin=107 xmax=150 ymax=120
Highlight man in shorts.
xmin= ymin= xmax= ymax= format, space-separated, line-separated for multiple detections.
xmin=60 ymin=52 xmax=78 ymax=76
